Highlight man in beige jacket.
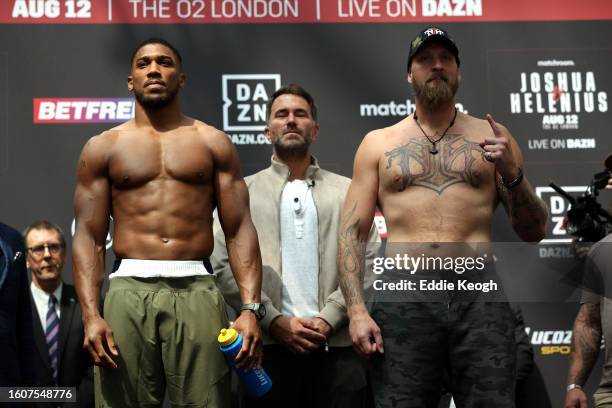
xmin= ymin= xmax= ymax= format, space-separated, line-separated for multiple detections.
xmin=212 ymin=83 xmax=379 ymax=408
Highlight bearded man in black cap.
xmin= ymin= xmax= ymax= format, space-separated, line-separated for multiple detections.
xmin=338 ymin=27 xmax=548 ymax=407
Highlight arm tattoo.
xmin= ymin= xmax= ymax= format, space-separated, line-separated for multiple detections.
xmin=338 ymin=202 xmax=366 ymax=308
xmin=497 ymin=175 xmax=548 ymax=238
xmin=568 ymin=303 xmax=602 ymax=384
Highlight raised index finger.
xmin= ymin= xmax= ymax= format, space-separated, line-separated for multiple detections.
xmin=486 ymin=113 xmax=501 ymax=137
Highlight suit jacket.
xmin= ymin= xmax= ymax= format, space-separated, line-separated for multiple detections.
xmin=31 ymin=284 xmax=94 ymax=408
xmin=0 ymin=222 xmax=36 ymax=387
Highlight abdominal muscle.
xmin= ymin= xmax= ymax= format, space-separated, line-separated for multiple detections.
xmin=111 ymin=180 xmax=216 ymax=260
xmin=380 ymin=184 xmax=496 ymax=243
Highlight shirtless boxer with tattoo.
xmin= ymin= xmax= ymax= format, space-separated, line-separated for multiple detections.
xmin=338 ymin=27 xmax=548 ymax=408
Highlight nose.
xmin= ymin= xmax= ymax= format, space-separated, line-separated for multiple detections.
xmin=286 ymin=113 xmax=297 ymax=126
xmin=432 ymin=57 xmax=445 ymax=70
xmin=43 ymin=245 xmax=52 ymax=258
xmin=146 ymin=61 xmax=161 ymax=77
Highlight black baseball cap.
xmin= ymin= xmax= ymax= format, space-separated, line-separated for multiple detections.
xmin=407 ymin=27 xmax=460 ymax=71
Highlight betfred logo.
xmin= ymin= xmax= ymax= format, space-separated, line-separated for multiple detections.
xmin=33 ymin=98 xmax=134 ymax=123
xmin=222 ymin=74 xmax=280 ymax=132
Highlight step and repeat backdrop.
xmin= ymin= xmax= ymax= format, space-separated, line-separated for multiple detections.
xmin=1 ymin=0 xmax=612 ymax=406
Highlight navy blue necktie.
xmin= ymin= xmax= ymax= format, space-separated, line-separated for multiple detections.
xmin=45 ymin=294 xmax=59 ymax=382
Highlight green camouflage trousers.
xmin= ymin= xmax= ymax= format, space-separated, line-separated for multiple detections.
xmin=370 ymin=301 xmax=516 ymax=408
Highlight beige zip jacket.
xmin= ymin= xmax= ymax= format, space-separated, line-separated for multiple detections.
xmin=211 ymin=156 xmax=380 ymax=347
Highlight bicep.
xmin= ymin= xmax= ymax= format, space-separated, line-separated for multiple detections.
xmin=73 ymin=140 xmax=111 ymax=244
xmin=212 ymin=135 xmax=251 ymax=237
xmin=342 ymin=136 xmax=380 ymax=238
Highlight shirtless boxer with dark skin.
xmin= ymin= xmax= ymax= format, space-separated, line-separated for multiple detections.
xmin=72 ymin=39 xmax=262 ymax=407
xmin=338 ymin=27 xmax=549 ymax=408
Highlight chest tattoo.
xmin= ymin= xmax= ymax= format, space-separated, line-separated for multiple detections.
xmin=384 ymin=135 xmax=486 ymax=194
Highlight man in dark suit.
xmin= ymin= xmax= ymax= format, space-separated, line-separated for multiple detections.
xmin=0 ymin=222 xmax=36 ymax=388
xmin=24 ymin=220 xmax=94 ymax=407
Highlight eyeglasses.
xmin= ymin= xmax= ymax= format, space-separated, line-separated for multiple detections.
xmin=27 ymin=243 xmax=65 ymax=258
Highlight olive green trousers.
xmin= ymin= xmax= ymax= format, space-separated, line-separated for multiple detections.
xmin=95 ymin=275 xmax=230 ymax=408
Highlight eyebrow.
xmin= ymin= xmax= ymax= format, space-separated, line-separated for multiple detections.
xmin=135 ymin=55 xmax=176 ymax=64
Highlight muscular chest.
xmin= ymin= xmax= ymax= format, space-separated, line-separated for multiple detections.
xmin=381 ymin=134 xmax=492 ymax=195
xmin=108 ymin=131 xmax=214 ymax=188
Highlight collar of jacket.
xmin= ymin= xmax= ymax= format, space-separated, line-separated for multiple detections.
xmin=269 ymin=155 xmax=320 ymax=182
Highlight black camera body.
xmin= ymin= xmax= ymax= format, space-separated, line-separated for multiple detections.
xmin=550 ymin=170 xmax=612 ymax=242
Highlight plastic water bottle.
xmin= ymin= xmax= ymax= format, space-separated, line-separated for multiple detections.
xmin=218 ymin=328 xmax=272 ymax=397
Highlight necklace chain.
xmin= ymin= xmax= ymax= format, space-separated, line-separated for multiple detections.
xmin=413 ymin=108 xmax=458 ymax=155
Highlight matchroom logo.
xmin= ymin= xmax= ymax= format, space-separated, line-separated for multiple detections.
xmin=33 ymin=98 xmax=134 ymax=123
xmin=222 ymin=74 xmax=280 ymax=145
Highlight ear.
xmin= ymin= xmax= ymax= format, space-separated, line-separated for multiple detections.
xmin=407 ymin=70 xmax=413 ymax=84
xmin=264 ymin=126 xmax=272 ymax=143
xmin=127 ymin=75 xmax=134 ymax=92
xmin=26 ymin=259 xmax=30 ymax=269
xmin=311 ymin=123 xmax=321 ymax=142
xmin=179 ymin=72 xmax=186 ymax=89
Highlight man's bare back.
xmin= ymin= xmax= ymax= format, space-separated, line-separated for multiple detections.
xmin=374 ymin=112 xmax=498 ymax=243
xmin=87 ymin=118 xmax=225 ymax=260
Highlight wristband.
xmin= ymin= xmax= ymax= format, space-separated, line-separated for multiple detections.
xmin=501 ymin=167 xmax=524 ymax=190
xmin=566 ymin=384 xmax=582 ymax=392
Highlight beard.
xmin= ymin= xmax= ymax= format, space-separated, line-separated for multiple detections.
xmin=134 ymin=86 xmax=179 ymax=110
xmin=412 ymin=74 xmax=458 ymax=111
xmin=271 ymin=130 xmax=312 ymax=160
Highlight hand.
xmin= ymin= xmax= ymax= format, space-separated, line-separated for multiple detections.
xmin=348 ymin=310 xmax=384 ymax=358
xmin=269 ymin=316 xmax=326 ymax=354
xmin=481 ymin=114 xmax=519 ymax=181
xmin=572 ymin=240 xmax=592 ymax=261
xmin=231 ymin=311 xmax=263 ymax=370
xmin=564 ymin=388 xmax=588 ymax=408
xmin=83 ymin=315 xmax=118 ymax=369
xmin=302 ymin=317 xmax=332 ymax=340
